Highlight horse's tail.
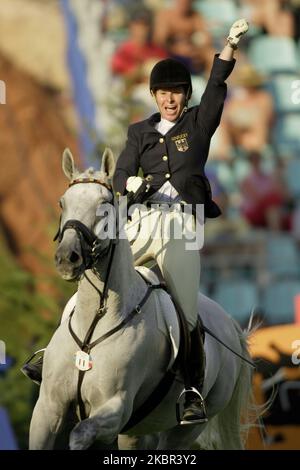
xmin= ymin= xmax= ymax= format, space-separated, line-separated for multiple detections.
xmin=216 ymin=321 xmax=256 ymax=449
xmin=197 ymin=320 xmax=263 ymax=450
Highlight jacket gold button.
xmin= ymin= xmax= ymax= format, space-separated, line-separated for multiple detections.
xmin=165 ymin=173 xmax=170 ymax=179
xmin=162 ymin=155 xmax=168 ymax=161
xmin=159 ymin=137 xmax=164 ymax=143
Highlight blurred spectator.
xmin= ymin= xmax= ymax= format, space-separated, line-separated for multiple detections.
xmin=206 ymin=167 xmax=229 ymax=215
xmin=240 ymin=152 xmax=291 ymax=231
xmin=241 ymin=0 xmax=296 ymax=38
xmin=224 ymin=63 xmax=274 ymax=153
xmin=153 ymin=0 xmax=215 ymax=74
xmin=204 ymin=167 xmax=250 ymax=241
xmin=111 ymin=8 xmax=167 ymax=89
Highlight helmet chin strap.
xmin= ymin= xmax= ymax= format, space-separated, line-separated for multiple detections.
xmin=180 ymin=89 xmax=190 ymax=118
xmin=179 ymin=105 xmax=188 ymax=118
xmin=186 ymin=85 xmax=191 ymax=101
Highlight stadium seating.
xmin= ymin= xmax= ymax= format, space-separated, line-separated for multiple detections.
xmin=194 ymin=0 xmax=238 ymax=38
xmin=284 ymin=158 xmax=300 ymax=201
xmin=262 ymin=279 xmax=300 ymax=324
xmin=266 ymin=234 xmax=300 ymax=277
xmin=212 ymin=279 xmax=259 ymax=324
xmin=249 ymin=36 xmax=300 ymax=74
xmin=190 ymin=75 xmax=206 ymax=105
xmin=268 ymin=74 xmax=300 ymax=114
xmin=273 ymin=114 xmax=300 ymax=155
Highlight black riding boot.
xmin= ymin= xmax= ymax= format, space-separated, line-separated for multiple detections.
xmin=21 ymin=351 xmax=44 ymax=385
xmin=180 ymin=324 xmax=208 ymax=425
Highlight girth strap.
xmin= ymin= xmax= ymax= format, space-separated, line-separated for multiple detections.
xmin=121 ymin=367 xmax=177 ymax=433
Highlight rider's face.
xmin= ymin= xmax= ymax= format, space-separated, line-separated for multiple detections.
xmin=154 ymin=87 xmax=186 ymax=122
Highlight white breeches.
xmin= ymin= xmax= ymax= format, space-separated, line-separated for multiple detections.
xmin=126 ymin=206 xmax=201 ymax=331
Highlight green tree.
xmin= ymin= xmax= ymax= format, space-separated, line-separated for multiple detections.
xmin=0 ymin=233 xmax=75 ymax=449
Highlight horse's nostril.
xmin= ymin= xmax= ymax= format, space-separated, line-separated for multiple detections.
xmin=69 ymin=251 xmax=80 ymax=264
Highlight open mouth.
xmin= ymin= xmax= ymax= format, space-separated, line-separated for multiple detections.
xmin=165 ymin=106 xmax=177 ymax=113
xmin=163 ymin=105 xmax=178 ymax=120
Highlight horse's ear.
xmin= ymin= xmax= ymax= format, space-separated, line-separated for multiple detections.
xmin=62 ymin=148 xmax=78 ymax=180
xmin=101 ymin=147 xmax=115 ymax=179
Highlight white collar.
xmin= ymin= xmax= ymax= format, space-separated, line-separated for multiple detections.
xmin=155 ymin=118 xmax=176 ymax=135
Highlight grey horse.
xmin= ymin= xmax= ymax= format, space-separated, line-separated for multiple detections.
xmin=29 ymin=148 xmax=255 ymax=450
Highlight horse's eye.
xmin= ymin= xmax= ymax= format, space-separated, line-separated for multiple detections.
xmin=58 ymin=199 xmax=63 ymax=209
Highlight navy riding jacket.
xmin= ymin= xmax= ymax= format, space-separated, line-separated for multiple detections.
xmin=113 ymin=55 xmax=235 ymax=218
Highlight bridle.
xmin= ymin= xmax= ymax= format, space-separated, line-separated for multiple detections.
xmin=54 ymin=177 xmax=115 ymax=270
xmin=55 ymin=178 xmax=122 ymax=344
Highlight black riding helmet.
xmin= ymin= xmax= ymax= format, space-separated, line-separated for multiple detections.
xmin=150 ymin=58 xmax=192 ymax=100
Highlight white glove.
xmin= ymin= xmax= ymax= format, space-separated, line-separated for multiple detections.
xmin=126 ymin=176 xmax=144 ymax=193
xmin=227 ymin=18 xmax=249 ymax=47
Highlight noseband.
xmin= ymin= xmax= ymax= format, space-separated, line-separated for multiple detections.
xmin=54 ymin=178 xmax=115 ymax=269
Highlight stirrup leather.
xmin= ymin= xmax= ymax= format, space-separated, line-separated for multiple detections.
xmin=176 ymin=387 xmax=207 ymax=424
xmin=23 ymin=348 xmax=46 ymax=365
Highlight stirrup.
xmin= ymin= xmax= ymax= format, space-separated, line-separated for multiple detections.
xmin=21 ymin=348 xmax=45 ymax=384
xmin=176 ymin=387 xmax=207 ymax=425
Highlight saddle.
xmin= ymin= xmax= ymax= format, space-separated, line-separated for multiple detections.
xmin=137 ymin=264 xmax=204 ymax=358
xmin=135 ymin=265 xmax=191 ymax=367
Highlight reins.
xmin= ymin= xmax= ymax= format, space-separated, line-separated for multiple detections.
xmin=201 ymin=325 xmax=255 ymax=368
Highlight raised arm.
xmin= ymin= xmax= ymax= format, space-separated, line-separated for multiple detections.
xmin=219 ymin=43 xmax=236 ymax=62
xmin=197 ymin=19 xmax=249 ymax=137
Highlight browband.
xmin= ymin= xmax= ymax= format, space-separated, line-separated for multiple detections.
xmin=69 ymin=178 xmax=112 ymax=190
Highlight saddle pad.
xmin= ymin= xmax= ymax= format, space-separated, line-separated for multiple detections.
xmin=135 ymin=266 xmax=180 ymax=370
